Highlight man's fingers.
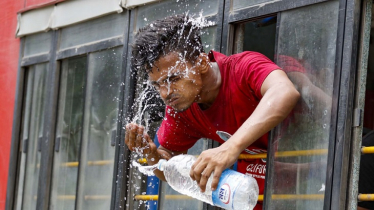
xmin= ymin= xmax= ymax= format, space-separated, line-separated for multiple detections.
xmin=143 ymin=133 xmax=156 ymax=155
xmin=126 ymin=124 xmax=136 ymax=150
xmin=128 ymin=124 xmax=137 ymax=150
xmin=135 ymin=126 xmax=144 ymax=149
xmin=190 ymin=159 xmax=206 ymax=183
xmin=190 ymin=159 xmax=200 ymax=181
xmin=210 ymin=167 xmax=224 ymax=191
xmin=198 ymin=166 xmax=214 ymax=192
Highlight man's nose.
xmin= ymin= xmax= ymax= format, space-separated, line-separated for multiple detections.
xmin=159 ymin=85 xmax=172 ymax=100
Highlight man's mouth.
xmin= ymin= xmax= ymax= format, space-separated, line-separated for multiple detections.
xmin=167 ymin=97 xmax=179 ymax=106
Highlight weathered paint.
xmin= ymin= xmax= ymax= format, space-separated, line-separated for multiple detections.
xmin=25 ymin=0 xmax=60 ymax=9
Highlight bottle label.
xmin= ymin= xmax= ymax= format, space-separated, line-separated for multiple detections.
xmin=212 ymin=169 xmax=239 ymax=209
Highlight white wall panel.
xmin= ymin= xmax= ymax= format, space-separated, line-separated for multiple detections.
xmin=52 ymin=0 xmax=123 ymax=28
xmin=122 ymin=0 xmax=161 ymax=9
xmin=17 ymin=6 xmax=54 ymax=37
xmin=17 ymin=0 xmax=124 ymax=37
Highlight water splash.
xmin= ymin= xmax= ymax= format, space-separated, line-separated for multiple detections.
xmin=132 ymin=160 xmax=158 ymax=176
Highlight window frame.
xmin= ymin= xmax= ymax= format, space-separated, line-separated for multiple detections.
xmin=346 ymin=1 xmax=373 ymax=209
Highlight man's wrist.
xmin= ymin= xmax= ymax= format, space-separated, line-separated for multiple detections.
xmin=146 ymin=150 xmax=160 ymax=164
xmin=221 ymin=139 xmax=244 ymax=157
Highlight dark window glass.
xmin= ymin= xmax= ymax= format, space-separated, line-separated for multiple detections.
xmin=50 ymin=56 xmax=87 ymax=210
xmin=15 ymin=63 xmax=48 ymax=210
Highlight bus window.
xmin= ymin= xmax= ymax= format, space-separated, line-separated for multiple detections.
xmin=265 ymin=1 xmax=339 ymax=209
xmin=50 ymin=47 xmax=123 ymax=210
xmin=15 ymin=63 xmax=48 ymax=210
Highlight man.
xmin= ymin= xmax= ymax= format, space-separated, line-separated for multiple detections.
xmin=125 ymin=14 xmax=300 ymax=209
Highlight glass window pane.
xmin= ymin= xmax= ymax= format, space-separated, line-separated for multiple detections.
xmin=265 ymin=1 xmax=339 ymax=209
xmin=233 ymin=16 xmax=277 ymax=59
xmin=76 ymin=47 xmax=123 ymax=210
xmin=24 ymin=32 xmax=52 ymax=57
xmin=59 ymin=13 xmax=127 ymax=50
xmin=232 ymin=0 xmax=270 ymax=11
xmin=201 ymin=26 xmax=217 ymax=51
xmin=135 ymin=0 xmax=219 ymax=30
xmin=50 ymin=56 xmax=87 ymax=210
xmin=17 ymin=63 xmax=48 ymax=210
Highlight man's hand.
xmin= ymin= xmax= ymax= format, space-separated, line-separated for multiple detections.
xmin=189 ymin=145 xmax=240 ymax=192
xmin=125 ymin=123 xmax=157 ymax=158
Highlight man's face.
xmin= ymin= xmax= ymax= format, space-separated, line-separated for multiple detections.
xmin=148 ymin=52 xmax=203 ymax=112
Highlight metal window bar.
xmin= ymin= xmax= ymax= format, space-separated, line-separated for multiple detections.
xmin=134 ymin=194 xmax=326 ymax=202
xmin=33 ymin=195 xmax=112 ymax=200
xmin=36 ymin=145 xmax=374 ymax=169
xmin=134 ymin=146 xmax=374 ymax=203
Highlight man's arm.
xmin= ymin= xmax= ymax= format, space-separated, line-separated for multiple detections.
xmin=125 ymin=123 xmax=187 ymax=181
xmin=190 ymin=70 xmax=300 ymax=192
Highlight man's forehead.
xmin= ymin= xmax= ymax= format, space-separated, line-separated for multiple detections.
xmin=155 ymin=52 xmax=187 ymax=67
xmin=151 ymin=52 xmax=189 ymax=75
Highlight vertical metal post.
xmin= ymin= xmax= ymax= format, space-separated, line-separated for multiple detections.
xmin=114 ymin=9 xmax=133 ymax=210
xmin=220 ymin=0 xmax=232 ymax=55
xmin=347 ymin=0 xmax=372 ymax=209
xmin=36 ymin=30 xmax=59 ymax=210
xmin=327 ymin=0 xmax=363 ymax=209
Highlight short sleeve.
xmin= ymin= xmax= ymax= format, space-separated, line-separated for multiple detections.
xmin=233 ymin=52 xmax=281 ymax=99
xmin=157 ymin=106 xmax=201 ymax=152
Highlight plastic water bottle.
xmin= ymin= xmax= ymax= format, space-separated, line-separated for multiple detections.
xmin=157 ymin=154 xmax=259 ymax=210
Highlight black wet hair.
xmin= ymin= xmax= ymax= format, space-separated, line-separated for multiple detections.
xmin=131 ymin=14 xmax=205 ymax=73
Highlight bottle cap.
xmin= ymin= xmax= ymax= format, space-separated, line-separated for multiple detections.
xmin=157 ymin=159 xmax=167 ymax=171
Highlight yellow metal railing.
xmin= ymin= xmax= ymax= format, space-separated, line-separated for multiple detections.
xmin=137 ymin=149 xmax=330 ymax=164
xmin=37 ymin=160 xmax=114 ymax=168
xmin=44 ymin=193 xmax=374 ymax=202
xmin=361 ymin=146 xmax=374 ymax=154
xmin=55 ymin=146 xmax=374 ymax=167
xmin=358 ymin=147 xmax=374 ymax=202
xmin=34 ymin=195 xmax=110 ymax=200
xmin=134 ymin=194 xmax=326 ymax=201
xmin=358 ymin=194 xmax=374 ymax=201
xmin=270 ymin=194 xmax=324 ymax=200
xmin=49 ymin=147 xmax=374 ymax=203
xmin=134 ymin=195 xmax=193 ymax=200
xmin=60 ymin=160 xmax=113 ymax=167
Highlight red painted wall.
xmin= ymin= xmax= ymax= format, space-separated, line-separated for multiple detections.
xmin=0 ymin=0 xmax=56 ymax=208
xmin=26 ymin=0 xmax=57 ymax=7
xmin=0 ymin=1 xmax=22 ymax=209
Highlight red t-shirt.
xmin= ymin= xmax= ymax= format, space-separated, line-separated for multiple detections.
xmin=157 ymin=51 xmax=281 ymax=209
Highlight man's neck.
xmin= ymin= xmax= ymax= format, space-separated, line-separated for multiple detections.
xmin=197 ymin=62 xmax=221 ymax=110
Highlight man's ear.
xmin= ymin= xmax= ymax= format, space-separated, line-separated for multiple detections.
xmin=197 ymin=53 xmax=210 ymax=74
